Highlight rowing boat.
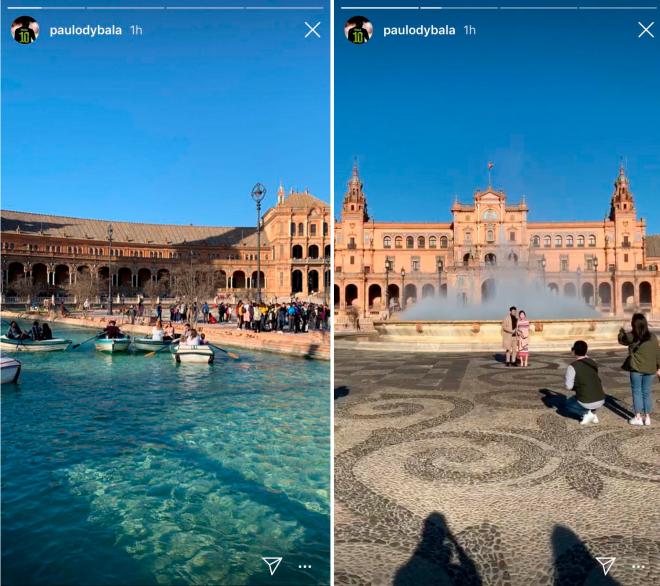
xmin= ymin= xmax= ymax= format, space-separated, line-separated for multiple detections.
xmin=132 ymin=337 xmax=173 ymax=352
xmin=173 ymin=345 xmax=214 ymax=364
xmin=95 ymin=336 xmax=131 ymax=353
xmin=0 ymin=356 xmax=21 ymax=384
xmin=0 ymin=336 xmax=72 ymax=352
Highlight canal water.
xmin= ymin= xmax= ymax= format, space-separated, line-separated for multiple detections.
xmin=2 ymin=322 xmax=330 ymax=585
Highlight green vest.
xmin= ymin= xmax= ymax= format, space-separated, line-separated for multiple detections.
xmin=572 ymin=358 xmax=605 ymax=404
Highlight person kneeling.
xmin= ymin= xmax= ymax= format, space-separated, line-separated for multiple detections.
xmin=565 ymin=340 xmax=605 ymax=425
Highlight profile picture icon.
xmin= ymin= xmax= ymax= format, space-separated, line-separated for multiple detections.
xmin=345 ymin=16 xmax=373 ymax=45
xmin=11 ymin=16 xmax=39 ymax=45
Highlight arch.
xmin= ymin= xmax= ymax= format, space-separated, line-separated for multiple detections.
xmin=385 ymin=284 xmax=399 ymax=308
xmin=7 ymin=261 xmax=24 ymax=283
xmin=395 ymin=236 xmax=403 ymax=249
xmin=368 ymin=284 xmax=382 ymax=307
xmin=291 ymin=269 xmax=303 ymax=294
xmin=598 ymin=282 xmax=611 ymax=306
xmin=588 ymin=234 xmax=596 ymax=247
xmin=98 ymin=266 xmax=110 ymax=281
xmin=324 ymin=244 xmax=331 ymax=258
xmin=117 ymin=267 xmax=132 ymax=287
xmin=555 ymin=235 xmax=563 ymax=247
xmin=406 ymin=236 xmax=414 ymax=249
xmin=214 ymin=269 xmax=227 ymax=288
xmin=486 ymin=229 xmax=494 ymax=243
xmin=54 ymin=264 xmax=70 ymax=286
xmin=334 ymin=284 xmax=340 ymax=306
xmin=508 ymin=252 xmax=518 ymax=265
xmin=564 ymin=282 xmax=577 ymax=297
xmin=324 ymin=269 xmax=331 ymax=290
xmin=137 ymin=268 xmax=151 ymax=288
xmin=308 ymin=244 xmax=319 ymax=259
xmin=548 ymin=282 xmax=559 ymax=294
xmin=440 ymin=283 xmax=448 ymax=298
xmin=463 ymin=253 xmax=471 ymax=266
xmin=308 ymin=269 xmax=319 ymax=292
xmin=77 ymin=265 xmax=91 ymax=277
xmin=345 ymin=284 xmax=358 ymax=306
xmin=383 ymin=235 xmax=392 ymax=248
xmin=485 ymin=253 xmax=497 ymax=266
xmin=232 ymin=270 xmax=246 ymax=289
xmin=532 ymin=235 xmax=541 ymax=247
xmin=251 ymin=270 xmax=266 ymax=289
xmin=297 ymin=222 xmax=304 ymax=236
xmin=566 ymin=235 xmax=574 ymax=247
xmin=292 ymin=245 xmax=303 ymax=259
xmin=639 ymin=281 xmax=652 ymax=305
xmin=581 ymin=282 xmax=594 ymax=305
xmin=481 ymin=278 xmax=496 ymax=302
xmin=31 ymin=263 xmax=47 ymax=285
xmin=157 ymin=268 xmax=170 ymax=283
xmin=621 ymin=281 xmax=634 ymax=306
xmin=429 ymin=236 xmax=437 ymax=248
xmin=417 ymin=236 xmax=425 ymax=248
xmin=404 ymin=283 xmax=417 ymax=305
xmin=422 ymin=284 xmax=435 ymax=299
xmin=440 ymin=235 xmax=448 ymax=248
xmin=577 ymin=235 xmax=585 ymax=247
xmin=543 ymin=235 xmax=551 ymax=247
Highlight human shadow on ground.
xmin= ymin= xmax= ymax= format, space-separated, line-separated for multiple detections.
xmin=393 ymin=512 xmax=482 ymax=586
xmin=552 ymin=525 xmax=620 ymax=585
xmin=539 ymin=388 xmax=581 ymax=421
xmin=493 ymin=353 xmax=507 ymax=363
xmin=334 ymin=386 xmax=349 ymax=400
xmin=603 ymin=395 xmax=634 ymax=421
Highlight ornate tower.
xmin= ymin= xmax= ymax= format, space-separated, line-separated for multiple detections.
xmin=609 ymin=164 xmax=642 ymax=273
xmin=342 ymin=161 xmax=369 ymax=222
xmin=609 ymin=164 xmax=636 ymax=220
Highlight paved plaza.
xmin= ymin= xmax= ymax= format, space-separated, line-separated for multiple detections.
xmin=334 ymin=348 xmax=660 ymax=585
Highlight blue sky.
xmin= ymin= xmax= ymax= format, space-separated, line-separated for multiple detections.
xmin=335 ymin=4 xmax=660 ymax=233
xmin=2 ymin=2 xmax=329 ymax=226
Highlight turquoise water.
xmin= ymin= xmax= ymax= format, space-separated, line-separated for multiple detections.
xmin=2 ymin=322 xmax=330 ymax=585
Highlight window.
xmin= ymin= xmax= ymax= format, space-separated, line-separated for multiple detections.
xmin=577 ymin=235 xmax=585 ymax=247
xmin=543 ymin=236 xmax=551 ymax=247
xmin=323 ymin=222 xmax=328 ymax=236
xmin=464 ymin=231 xmax=472 ymax=244
xmin=383 ymin=236 xmax=392 ymax=248
xmin=588 ymin=234 xmax=596 ymax=247
xmin=417 ymin=236 xmax=425 ymax=248
xmin=290 ymin=222 xmax=295 ymax=236
xmin=348 ymin=237 xmax=356 ymax=249
xmin=395 ymin=236 xmax=403 ymax=248
xmin=310 ymin=224 xmax=317 ymax=236
xmin=406 ymin=236 xmax=414 ymax=249
xmin=483 ymin=209 xmax=498 ymax=221
xmin=298 ymin=223 xmax=304 ymax=236
xmin=350 ymin=256 xmax=355 ymax=265
xmin=566 ymin=235 xmax=574 ymax=247
xmin=486 ymin=230 xmax=495 ymax=243
xmin=429 ymin=236 xmax=437 ymax=248
xmin=532 ymin=236 xmax=541 ymax=247
xmin=412 ymin=258 xmax=420 ymax=271
xmin=624 ymin=254 xmax=629 ymax=262
xmin=440 ymin=236 xmax=449 ymax=248
xmin=622 ymin=235 xmax=630 ymax=248
xmin=555 ymin=236 xmax=562 ymax=247
xmin=509 ymin=231 xmax=516 ymax=242
xmin=586 ymin=257 xmax=594 ymax=270
xmin=560 ymin=258 xmax=568 ymax=272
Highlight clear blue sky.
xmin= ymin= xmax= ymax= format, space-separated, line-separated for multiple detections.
xmin=335 ymin=4 xmax=660 ymax=233
xmin=2 ymin=2 xmax=329 ymax=226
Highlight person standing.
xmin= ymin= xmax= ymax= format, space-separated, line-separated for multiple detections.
xmin=565 ymin=340 xmax=606 ymax=425
xmin=516 ymin=310 xmax=530 ymax=367
xmin=202 ymin=301 xmax=209 ymax=323
xmin=156 ymin=303 xmax=163 ymax=322
xmin=618 ymin=313 xmax=659 ymax=426
xmin=501 ymin=306 xmax=518 ymax=366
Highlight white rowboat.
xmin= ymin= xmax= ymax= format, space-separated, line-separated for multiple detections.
xmin=95 ymin=336 xmax=131 ymax=353
xmin=173 ymin=345 xmax=214 ymax=364
xmin=132 ymin=337 xmax=173 ymax=352
xmin=0 ymin=356 xmax=21 ymax=384
xmin=0 ymin=336 xmax=72 ymax=352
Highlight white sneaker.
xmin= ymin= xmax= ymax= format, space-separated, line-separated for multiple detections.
xmin=644 ymin=415 xmax=652 ymax=426
xmin=580 ymin=411 xmax=596 ymax=425
xmin=629 ymin=416 xmax=644 ymax=426
xmin=592 ymin=413 xmax=599 ymax=424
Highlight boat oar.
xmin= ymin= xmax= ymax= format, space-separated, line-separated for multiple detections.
xmin=145 ymin=339 xmax=179 ymax=358
xmin=207 ymin=342 xmax=240 ymax=360
xmin=71 ymin=332 xmax=104 ymax=350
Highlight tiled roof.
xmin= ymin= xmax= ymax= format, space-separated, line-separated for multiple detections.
xmin=646 ymin=234 xmax=660 ymax=258
xmin=0 ymin=210 xmax=265 ymax=247
xmin=280 ymin=192 xmax=327 ymax=209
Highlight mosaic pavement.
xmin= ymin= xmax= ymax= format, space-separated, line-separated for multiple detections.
xmin=334 ymin=349 xmax=660 ymax=586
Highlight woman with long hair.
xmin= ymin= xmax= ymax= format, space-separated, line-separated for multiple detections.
xmin=618 ymin=313 xmax=660 ymax=426
xmin=516 ymin=310 xmax=530 ymax=367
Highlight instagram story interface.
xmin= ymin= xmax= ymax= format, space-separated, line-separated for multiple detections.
xmin=334 ymin=3 xmax=659 ymax=585
xmin=2 ymin=2 xmax=330 ymax=585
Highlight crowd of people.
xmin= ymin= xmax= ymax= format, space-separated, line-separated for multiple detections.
xmin=234 ymin=300 xmax=330 ymax=333
xmin=5 ymin=320 xmax=53 ymax=341
xmin=499 ymin=306 xmax=658 ymax=428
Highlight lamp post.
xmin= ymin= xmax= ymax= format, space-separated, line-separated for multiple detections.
xmin=385 ymin=259 xmax=392 ymax=316
xmin=541 ymin=255 xmax=546 ymax=290
xmin=593 ymin=257 xmax=599 ymax=308
xmin=251 ymin=182 xmax=266 ymax=303
xmin=401 ymin=267 xmax=406 ymax=310
xmin=107 ymin=224 xmax=113 ymax=315
xmin=437 ymin=259 xmax=444 ymax=298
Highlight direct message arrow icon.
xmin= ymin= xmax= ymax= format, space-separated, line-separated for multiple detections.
xmin=596 ymin=557 xmax=616 ymax=576
xmin=262 ymin=557 xmax=283 ymax=576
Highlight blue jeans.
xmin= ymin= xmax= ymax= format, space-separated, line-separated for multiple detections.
xmin=565 ymin=396 xmax=604 ymax=418
xmin=630 ymin=372 xmax=655 ymax=414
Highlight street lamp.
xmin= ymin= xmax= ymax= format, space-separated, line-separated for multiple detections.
xmin=107 ymin=224 xmax=113 ymax=315
xmin=251 ymin=182 xmax=266 ymax=303
xmin=541 ymin=255 xmax=547 ymax=290
xmin=401 ymin=267 xmax=406 ymax=310
xmin=593 ymin=257 xmax=599 ymax=308
xmin=437 ymin=259 xmax=444 ymax=298
xmin=385 ymin=259 xmax=392 ymax=316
